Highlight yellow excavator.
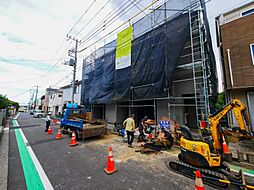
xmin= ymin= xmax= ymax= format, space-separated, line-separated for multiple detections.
xmin=169 ymin=98 xmax=254 ymax=189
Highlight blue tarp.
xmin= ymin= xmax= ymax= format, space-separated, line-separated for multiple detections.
xmin=82 ymin=13 xmax=190 ymax=104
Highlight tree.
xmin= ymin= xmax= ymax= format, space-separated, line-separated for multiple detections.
xmin=0 ymin=94 xmax=19 ymax=110
xmin=215 ymin=92 xmax=225 ymax=111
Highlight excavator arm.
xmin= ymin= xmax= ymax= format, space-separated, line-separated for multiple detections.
xmin=208 ymin=98 xmax=251 ymax=151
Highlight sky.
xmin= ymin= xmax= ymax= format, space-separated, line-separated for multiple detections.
xmin=0 ymin=0 xmax=252 ymax=105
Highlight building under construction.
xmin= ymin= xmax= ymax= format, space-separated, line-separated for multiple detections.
xmin=81 ymin=0 xmax=217 ymax=129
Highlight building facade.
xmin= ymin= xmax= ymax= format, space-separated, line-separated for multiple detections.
xmin=216 ymin=2 xmax=254 ymax=131
xmin=81 ymin=0 xmax=217 ymax=129
xmin=48 ymin=89 xmax=63 ymax=116
xmin=43 ymin=88 xmax=63 ymax=116
xmin=60 ymin=81 xmax=82 ymax=109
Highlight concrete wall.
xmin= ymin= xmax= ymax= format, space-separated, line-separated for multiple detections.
xmin=116 ymin=106 xmax=129 ymax=124
xmin=157 ymin=99 xmax=168 ymax=122
xmin=105 ymin=103 xmax=116 ymax=124
xmin=0 ymin=109 xmax=6 ymax=126
xmin=171 ymin=80 xmax=195 ymax=126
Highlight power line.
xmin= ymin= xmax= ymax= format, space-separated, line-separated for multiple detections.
xmin=67 ymin=0 xmax=97 ymax=35
xmin=78 ymin=0 xmax=160 ymax=53
xmin=0 ymin=77 xmax=41 ymax=84
xmin=0 ymin=57 xmax=64 ymax=62
xmin=8 ymin=89 xmax=31 ymax=99
xmin=79 ymin=0 xmax=142 ymax=46
xmin=74 ymin=0 xmax=112 ymax=38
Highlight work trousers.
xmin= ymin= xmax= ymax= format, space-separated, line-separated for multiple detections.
xmin=138 ymin=129 xmax=145 ymax=142
xmin=126 ymin=130 xmax=134 ymax=146
xmin=45 ymin=121 xmax=50 ymax=132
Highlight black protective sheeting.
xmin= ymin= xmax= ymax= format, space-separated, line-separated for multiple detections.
xmin=112 ymin=67 xmax=131 ymax=101
xmin=131 ymin=13 xmax=190 ymax=100
xmin=201 ymin=0 xmax=218 ymax=112
xmin=96 ymin=51 xmax=115 ymax=103
xmin=82 ymin=50 xmax=115 ymax=104
xmin=82 ymin=70 xmax=94 ymax=104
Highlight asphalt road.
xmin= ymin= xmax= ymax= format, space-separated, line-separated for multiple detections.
xmin=8 ymin=113 xmax=212 ymax=190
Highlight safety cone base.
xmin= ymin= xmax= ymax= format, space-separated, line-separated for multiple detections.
xmin=70 ymin=142 xmax=78 ymax=146
xmin=104 ymin=168 xmax=116 ymax=175
xmin=56 ymin=136 xmax=62 ymax=140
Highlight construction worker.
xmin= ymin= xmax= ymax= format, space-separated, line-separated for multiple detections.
xmin=123 ymin=114 xmax=135 ymax=148
xmin=45 ymin=114 xmax=51 ymax=132
xmin=156 ymin=127 xmax=174 ymax=149
xmin=138 ymin=116 xmax=148 ymax=142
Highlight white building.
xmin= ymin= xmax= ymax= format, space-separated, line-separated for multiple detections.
xmin=60 ymin=81 xmax=82 ymax=109
xmin=48 ymin=89 xmax=63 ymax=116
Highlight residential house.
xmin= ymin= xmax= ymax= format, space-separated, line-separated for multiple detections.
xmin=216 ymin=1 xmax=254 ymax=131
xmin=43 ymin=88 xmax=62 ymax=115
xmin=48 ymin=89 xmax=63 ymax=116
xmin=60 ymin=81 xmax=82 ymax=109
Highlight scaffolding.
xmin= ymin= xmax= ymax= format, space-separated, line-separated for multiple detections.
xmin=168 ymin=0 xmax=210 ymax=127
xmin=81 ymin=0 xmax=216 ymax=127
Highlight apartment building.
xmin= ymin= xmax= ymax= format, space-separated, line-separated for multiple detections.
xmin=216 ymin=2 xmax=254 ymax=131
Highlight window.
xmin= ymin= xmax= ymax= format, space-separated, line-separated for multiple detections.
xmin=250 ymin=43 xmax=254 ymax=65
xmin=241 ymin=8 xmax=254 ymax=17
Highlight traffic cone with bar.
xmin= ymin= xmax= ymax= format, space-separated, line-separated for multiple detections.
xmin=195 ymin=170 xmax=204 ymax=190
xmin=104 ymin=147 xmax=116 ymax=175
xmin=222 ymin=133 xmax=232 ymax=162
xmin=70 ymin=131 xmax=78 ymax=146
xmin=56 ymin=128 xmax=62 ymax=140
xmin=47 ymin=126 xmax=52 ymax=135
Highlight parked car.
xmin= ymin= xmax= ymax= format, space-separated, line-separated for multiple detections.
xmin=33 ymin=110 xmax=44 ymax=118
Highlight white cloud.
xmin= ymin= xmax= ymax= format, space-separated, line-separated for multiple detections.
xmin=1 ymin=0 xmax=251 ymax=104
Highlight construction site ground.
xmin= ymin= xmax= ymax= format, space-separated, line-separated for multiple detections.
xmin=80 ymin=133 xmax=216 ymax=190
xmin=6 ymin=113 xmax=254 ymax=190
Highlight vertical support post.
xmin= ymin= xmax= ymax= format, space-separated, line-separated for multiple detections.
xmin=72 ymin=39 xmax=78 ymax=104
xmin=33 ymin=86 xmax=39 ymax=112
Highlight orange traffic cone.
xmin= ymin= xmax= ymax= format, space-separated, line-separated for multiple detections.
xmin=56 ymin=128 xmax=62 ymax=140
xmin=47 ymin=126 xmax=52 ymax=135
xmin=104 ymin=147 xmax=116 ymax=175
xmin=222 ymin=134 xmax=230 ymax=154
xmin=195 ymin=170 xmax=205 ymax=190
xmin=222 ymin=133 xmax=232 ymax=162
xmin=70 ymin=131 xmax=78 ymax=146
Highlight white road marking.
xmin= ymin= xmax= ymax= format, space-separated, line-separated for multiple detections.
xmin=15 ymin=114 xmax=54 ymax=190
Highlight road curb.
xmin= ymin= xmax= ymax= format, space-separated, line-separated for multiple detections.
xmin=0 ymin=119 xmax=10 ymax=190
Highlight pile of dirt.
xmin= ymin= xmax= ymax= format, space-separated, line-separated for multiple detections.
xmin=87 ymin=133 xmax=180 ymax=164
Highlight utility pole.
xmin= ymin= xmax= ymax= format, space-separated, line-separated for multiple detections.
xmin=33 ymin=86 xmax=39 ymax=112
xmin=66 ymin=35 xmax=81 ymax=104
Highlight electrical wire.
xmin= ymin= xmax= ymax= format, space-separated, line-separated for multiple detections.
xmin=79 ymin=0 xmax=143 ymax=47
xmin=67 ymin=0 xmax=97 ymax=35
xmin=78 ymin=0 xmax=160 ymax=53
xmin=8 ymin=89 xmax=32 ymax=99
xmin=0 ymin=57 xmax=64 ymax=62
xmin=74 ymin=0 xmax=112 ymax=38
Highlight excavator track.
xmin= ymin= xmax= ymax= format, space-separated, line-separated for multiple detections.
xmin=167 ymin=159 xmax=230 ymax=189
